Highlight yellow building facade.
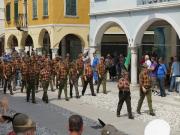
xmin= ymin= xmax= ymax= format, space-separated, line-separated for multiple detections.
xmin=4 ymin=0 xmax=89 ymax=59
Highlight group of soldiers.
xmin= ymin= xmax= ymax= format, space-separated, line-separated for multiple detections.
xmin=0 ymin=51 xmax=108 ymax=104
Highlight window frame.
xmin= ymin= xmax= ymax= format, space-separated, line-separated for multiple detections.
xmin=14 ymin=0 xmax=18 ymax=21
xmin=32 ymin=0 xmax=38 ymax=19
xmin=6 ymin=3 xmax=11 ymax=23
xmin=43 ymin=0 xmax=49 ymax=17
xmin=64 ymin=0 xmax=78 ymax=18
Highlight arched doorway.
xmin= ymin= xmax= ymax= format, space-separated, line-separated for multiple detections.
xmin=94 ymin=21 xmax=129 ymax=59
xmin=7 ymin=35 xmax=18 ymax=50
xmin=39 ymin=29 xmax=51 ymax=56
xmin=0 ymin=36 xmax=4 ymax=56
xmin=43 ymin=31 xmax=51 ymax=56
xmin=58 ymin=34 xmax=83 ymax=60
xmin=138 ymin=20 xmax=180 ymax=63
xmin=101 ymin=25 xmax=128 ymax=58
xmin=25 ymin=35 xmax=33 ymax=56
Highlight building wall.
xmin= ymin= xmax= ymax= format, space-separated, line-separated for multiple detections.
xmin=4 ymin=0 xmax=90 ymax=54
xmin=4 ymin=0 xmax=89 ymax=28
xmin=0 ymin=0 xmax=5 ymax=56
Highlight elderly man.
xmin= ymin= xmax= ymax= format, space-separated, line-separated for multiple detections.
xmin=116 ymin=71 xmax=134 ymax=119
xmin=137 ymin=63 xmax=155 ymax=116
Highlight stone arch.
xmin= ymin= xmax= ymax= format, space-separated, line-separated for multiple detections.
xmin=38 ymin=28 xmax=51 ymax=48
xmin=57 ymin=33 xmax=85 ymax=49
xmin=58 ymin=33 xmax=84 ymax=60
xmin=93 ymin=18 xmax=131 ymax=47
xmin=133 ymin=14 xmax=180 ymax=46
xmin=7 ymin=34 xmax=18 ymax=49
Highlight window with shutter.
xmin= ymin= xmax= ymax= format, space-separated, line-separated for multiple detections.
xmin=14 ymin=0 xmax=18 ymax=21
xmin=33 ymin=0 xmax=37 ymax=18
xmin=6 ymin=3 xmax=11 ymax=22
xmin=43 ymin=0 xmax=48 ymax=16
xmin=66 ymin=0 xmax=77 ymax=16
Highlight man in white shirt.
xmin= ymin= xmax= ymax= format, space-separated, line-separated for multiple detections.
xmin=145 ymin=55 xmax=152 ymax=69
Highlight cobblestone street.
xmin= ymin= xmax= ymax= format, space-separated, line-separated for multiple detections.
xmin=0 ymin=81 xmax=180 ymax=135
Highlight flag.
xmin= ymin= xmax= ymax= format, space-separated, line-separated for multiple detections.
xmin=124 ymin=49 xmax=131 ymax=70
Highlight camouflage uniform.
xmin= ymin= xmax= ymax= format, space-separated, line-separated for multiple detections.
xmin=40 ymin=64 xmax=51 ymax=103
xmin=97 ymin=58 xmax=107 ymax=94
xmin=20 ymin=60 xmax=28 ymax=93
xmin=34 ymin=60 xmax=40 ymax=93
xmin=26 ymin=61 xmax=36 ymax=103
xmin=3 ymin=61 xmax=13 ymax=95
xmin=57 ymin=62 xmax=69 ymax=101
xmin=82 ymin=62 xmax=96 ymax=96
xmin=116 ymin=72 xmax=133 ymax=119
xmin=69 ymin=62 xmax=79 ymax=98
xmin=76 ymin=55 xmax=84 ymax=86
xmin=0 ymin=60 xmax=4 ymax=87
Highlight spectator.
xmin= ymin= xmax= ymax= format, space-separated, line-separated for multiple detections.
xmin=92 ymin=53 xmax=99 ymax=85
xmin=169 ymin=56 xmax=180 ymax=92
xmin=105 ymin=54 xmax=112 ymax=80
xmin=149 ymin=56 xmax=158 ymax=94
xmin=157 ymin=58 xmax=167 ymax=97
xmin=145 ymin=55 xmax=151 ymax=68
xmin=1 ymin=113 xmax=36 ymax=135
xmin=69 ymin=115 xmax=83 ymax=135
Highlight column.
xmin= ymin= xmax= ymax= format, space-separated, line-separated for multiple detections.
xmin=61 ymin=38 xmax=66 ymax=59
xmin=51 ymin=48 xmax=58 ymax=59
xmin=130 ymin=46 xmax=138 ymax=87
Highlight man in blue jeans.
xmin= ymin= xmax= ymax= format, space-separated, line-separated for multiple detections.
xmin=157 ymin=58 xmax=167 ymax=97
xmin=169 ymin=56 xmax=180 ymax=92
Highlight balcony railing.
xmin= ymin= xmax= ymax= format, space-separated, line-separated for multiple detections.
xmin=137 ymin=0 xmax=178 ymax=5
xmin=14 ymin=13 xmax=28 ymax=32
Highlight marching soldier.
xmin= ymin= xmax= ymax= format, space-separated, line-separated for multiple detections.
xmin=20 ymin=57 xmax=28 ymax=93
xmin=26 ymin=59 xmax=36 ymax=103
xmin=47 ymin=58 xmax=54 ymax=92
xmin=57 ymin=61 xmax=69 ymax=101
xmin=76 ymin=53 xmax=84 ymax=86
xmin=116 ymin=71 xmax=134 ymax=119
xmin=39 ymin=61 xmax=51 ymax=103
xmin=3 ymin=59 xmax=13 ymax=95
xmin=82 ymin=60 xmax=96 ymax=96
xmin=0 ymin=59 xmax=4 ymax=88
xmin=69 ymin=62 xmax=80 ymax=99
xmin=33 ymin=55 xmax=40 ymax=93
xmin=137 ymin=63 xmax=155 ymax=116
xmin=97 ymin=57 xmax=107 ymax=94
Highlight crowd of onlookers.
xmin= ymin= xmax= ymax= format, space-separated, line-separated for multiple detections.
xmin=139 ymin=54 xmax=180 ymax=96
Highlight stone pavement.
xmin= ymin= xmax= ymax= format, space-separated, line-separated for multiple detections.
xmin=1 ymin=81 xmax=180 ymax=135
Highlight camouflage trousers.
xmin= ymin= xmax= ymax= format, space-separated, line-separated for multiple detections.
xmin=3 ymin=76 xmax=13 ymax=95
xmin=42 ymin=81 xmax=49 ymax=103
xmin=27 ymin=81 xmax=36 ymax=103
xmin=97 ymin=75 xmax=107 ymax=94
xmin=70 ymin=78 xmax=79 ymax=98
xmin=58 ymin=78 xmax=68 ymax=100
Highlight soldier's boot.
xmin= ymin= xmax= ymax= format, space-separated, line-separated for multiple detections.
xmin=70 ymin=84 xmax=73 ymax=98
xmin=58 ymin=90 xmax=62 ymax=99
xmin=44 ymin=93 xmax=49 ymax=103
xmin=9 ymin=86 xmax=14 ymax=95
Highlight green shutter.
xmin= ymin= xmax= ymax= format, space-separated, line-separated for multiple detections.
xmin=66 ymin=0 xmax=77 ymax=16
xmin=33 ymin=0 xmax=37 ymax=18
xmin=6 ymin=4 xmax=11 ymax=22
xmin=43 ymin=0 xmax=48 ymax=16
xmin=14 ymin=0 xmax=18 ymax=20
